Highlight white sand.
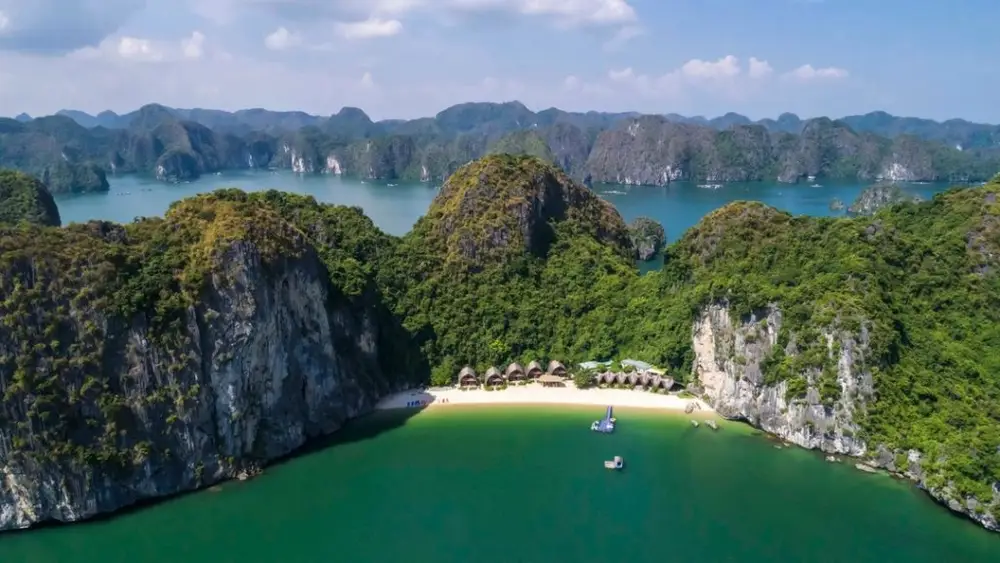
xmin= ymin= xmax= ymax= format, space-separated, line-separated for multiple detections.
xmin=376 ymin=381 xmax=713 ymax=414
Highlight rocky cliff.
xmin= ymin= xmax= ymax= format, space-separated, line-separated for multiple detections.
xmin=6 ymin=101 xmax=998 ymax=187
xmin=627 ymin=217 xmax=665 ymax=261
xmin=671 ymin=194 xmax=1000 ymax=533
xmin=847 ymin=183 xmax=921 ymax=216
xmin=0 ymin=169 xmax=61 ymax=226
xmin=0 ymin=192 xmax=417 ymax=530
xmin=692 ymin=303 xmax=871 ymax=454
xmin=691 ymin=302 xmax=998 ymax=532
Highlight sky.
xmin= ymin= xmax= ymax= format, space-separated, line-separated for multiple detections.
xmin=0 ymin=0 xmax=997 ymax=122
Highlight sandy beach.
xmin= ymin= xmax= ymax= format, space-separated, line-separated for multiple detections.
xmin=375 ymin=382 xmax=713 ymax=414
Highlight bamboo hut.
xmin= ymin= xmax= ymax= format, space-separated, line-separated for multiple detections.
xmin=626 ymin=373 xmax=641 ymax=387
xmin=505 ymin=362 xmax=525 ymax=382
xmin=599 ymin=372 xmax=616 ymax=385
xmin=457 ymin=366 xmax=479 ymax=388
xmin=484 ymin=367 xmax=504 ymax=387
xmin=526 ymin=361 xmax=544 ymax=380
xmin=537 ymin=374 xmax=565 ymax=387
xmin=613 ymin=373 xmax=629 ymax=385
xmin=547 ymin=360 xmax=567 ymax=376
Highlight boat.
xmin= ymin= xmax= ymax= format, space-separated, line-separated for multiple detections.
xmin=690 ymin=419 xmax=700 ymax=427
xmin=811 ymin=183 xmax=822 ymax=188
xmin=705 ymin=420 xmax=719 ymax=431
xmin=604 ymin=456 xmax=624 ymax=470
xmin=591 ymin=406 xmax=616 ymax=433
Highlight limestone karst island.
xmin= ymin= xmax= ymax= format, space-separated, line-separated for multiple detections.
xmin=2 ymin=3 xmax=1000 ymax=563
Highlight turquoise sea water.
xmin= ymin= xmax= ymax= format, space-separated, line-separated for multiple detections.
xmin=53 ymin=172 xmax=954 ymax=241
xmin=1 ymin=407 xmax=998 ymax=562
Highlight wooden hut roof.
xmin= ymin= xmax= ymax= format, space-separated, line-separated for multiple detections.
xmin=485 ymin=366 xmax=501 ymax=378
xmin=526 ymin=361 xmax=544 ymax=374
xmin=458 ymin=366 xmax=477 ymax=379
xmin=547 ymin=360 xmax=566 ymax=374
xmin=505 ymin=363 xmax=524 ymax=376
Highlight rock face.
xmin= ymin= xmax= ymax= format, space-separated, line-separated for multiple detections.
xmin=690 ymin=302 xmax=999 ymax=532
xmin=6 ymin=101 xmax=999 ymax=187
xmin=627 ymin=217 xmax=666 ymax=261
xmin=419 ymin=154 xmax=634 ymax=269
xmin=0 ymin=169 xmax=61 ymax=226
xmin=848 ymin=183 xmax=920 ymax=216
xmin=0 ymin=195 xmax=412 ymax=531
xmin=692 ymin=303 xmax=871 ymax=454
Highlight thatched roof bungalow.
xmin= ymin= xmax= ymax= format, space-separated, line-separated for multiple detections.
xmin=484 ymin=367 xmax=504 ymax=386
xmin=547 ymin=360 xmax=566 ymax=376
xmin=538 ymin=374 xmax=565 ymax=387
xmin=505 ymin=362 xmax=525 ymax=381
xmin=526 ymin=361 xmax=544 ymax=379
xmin=598 ymin=372 xmax=616 ymax=385
xmin=458 ymin=366 xmax=479 ymax=387
xmin=626 ymin=373 xmax=641 ymax=387
xmin=643 ymin=375 xmax=675 ymax=390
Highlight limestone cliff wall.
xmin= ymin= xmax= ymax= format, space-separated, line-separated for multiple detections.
xmin=0 ymin=238 xmax=401 ymax=531
xmin=692 ymin=303 xmax=870 ymax=454
xmin=692 ymin=302 xmax=999 ymax=532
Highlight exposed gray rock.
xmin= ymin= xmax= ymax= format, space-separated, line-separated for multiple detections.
xmin=691 ymin=301 xmax=999 ymax=533
xmin=0 ymin=236 xmax=408 ymax=531
xmin=691 ymin=303 xmax=870 ymax=455
xmin=627 ymin=217 xmax=666 ymax=261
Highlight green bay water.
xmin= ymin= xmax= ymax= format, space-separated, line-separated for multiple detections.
xmin=53 ymin=172 xmax=955 ymax=240
xmin=2 ymin=407 xmax=998 ymax=562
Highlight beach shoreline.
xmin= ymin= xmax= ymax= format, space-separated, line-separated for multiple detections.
xmin=375 ymin=382 xmax=714 ymax=414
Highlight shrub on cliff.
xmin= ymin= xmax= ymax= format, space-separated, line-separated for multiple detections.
xmin=0 ymin=169 xmax=61 ymax=226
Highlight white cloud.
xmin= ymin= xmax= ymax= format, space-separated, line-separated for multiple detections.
xmin=563 ymin=75 xmax=581 ymax=90
xmin=681 ymin=55 xmax=741 ymax=79
xmin=0 ymin=10 xmax=9 ymax=32
xmin=608 ymin=67 xmax=635 ymax=82
xmin=0 ymin=0 xmax=146 ymax=53
xmin=115 ymin=37 xmax=163 ymax=61
xmin=334 ymin=18 xmax=403 ymax=40
xmin=584 ymin=56 xmax=849 ymax=105
xmin=360 ymin=71 xmax=376 ymax=88
xmin=264 ymin=27 xmax=301 ymax=50
xmin=68 ymin=32 xmax=217 ymax=63
xmin=603 ymin=24 xmax=642 ymax=51
xmin=181 ymin=31 xmax=205 ymax=59
xmin=786 ymin=64 xmax=849 ymax=80
xmin=748 ymin=57 xmax=773 ymax=79
xmin=331 ymin=0 xmax=636 ymax=25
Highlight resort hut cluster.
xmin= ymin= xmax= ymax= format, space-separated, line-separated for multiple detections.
xmin=456 ymin=360 xmax=567 ymax=388
xmin=582 ymin=359 xmax=676 ymax=391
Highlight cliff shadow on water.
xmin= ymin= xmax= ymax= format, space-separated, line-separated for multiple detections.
xmin=0 ymin=405 xmax=429 ymax=537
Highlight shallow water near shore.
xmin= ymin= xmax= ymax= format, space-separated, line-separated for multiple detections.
xmin=2 ymin=407 xmax=998 ymax=563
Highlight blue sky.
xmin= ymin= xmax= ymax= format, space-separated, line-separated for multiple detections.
xmin=0 ymin=0 xmax=996 ymax=122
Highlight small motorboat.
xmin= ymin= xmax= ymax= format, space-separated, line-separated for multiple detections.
xmin=604 ymin=456 xmax=624 ymax=470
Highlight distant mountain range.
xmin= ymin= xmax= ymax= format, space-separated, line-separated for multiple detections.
xmin=42 ymin=106 xmax=1000 ymax=151
xmin=3 ymin=101 xmax=998 ymax=193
